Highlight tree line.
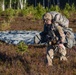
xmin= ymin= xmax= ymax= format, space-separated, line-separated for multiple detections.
xmin=0 ymin=0 xmax=27 ymax=11
xmin=0 ymin=0 xmax=76 ymax=11
xmin=28 ymin=0 xmax=76 ymax=8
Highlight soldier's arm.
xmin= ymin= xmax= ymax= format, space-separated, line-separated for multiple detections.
xmin=56 ymin=25 xmax=65 ymax=43
xmin=41 ymin=24 xmax=48 ymax=35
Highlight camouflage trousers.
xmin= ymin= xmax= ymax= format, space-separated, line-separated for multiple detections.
xmin=46 ymin=44 xmax=67 ymax=66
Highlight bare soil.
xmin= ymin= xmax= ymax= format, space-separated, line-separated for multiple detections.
xmin=0 ymin=16 xmax=76 ymax=75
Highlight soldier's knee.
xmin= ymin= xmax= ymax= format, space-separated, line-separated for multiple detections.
xmin=34 ymin=33 xmax=41 ymax=44
xmin=59 ymin=47 xmax=67 ymax=56
xmin=48 ymin=49 xmax=54 ymax=58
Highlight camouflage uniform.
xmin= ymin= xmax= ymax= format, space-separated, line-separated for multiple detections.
xmin=46 ymin=25 xmax=67 ymax=66
xmin=43 ymin=12 xmax=68 ymax=66
xmin=47 ymin=44 xmax=67 ymax=66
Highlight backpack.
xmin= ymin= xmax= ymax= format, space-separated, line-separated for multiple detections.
xmin=63 ymin=28 xmax=75 ymax=48
xmin=49 ymin=11 xmax=69 ymax=28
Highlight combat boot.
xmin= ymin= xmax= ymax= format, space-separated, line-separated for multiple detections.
xmin=60 ymin=55 xmax=67 ymax=61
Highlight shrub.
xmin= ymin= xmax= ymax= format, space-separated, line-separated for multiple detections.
xmin=3 ymin=8 xmax=15 ymax=16
xmin=62 ymin=3 xmax=71 ymax=18
xmin=64 ymin=3 xmax=71 ymax=11
xmin=1 ymin=8 xmax=15 ymax=22
xmin=14 ymin=9 xmax=21 ymax=16
xmin=71 ymin=3 xmax=76 ymax=12
xmin=17 ymin=41 xmax=28 ymax=54
xmin=0 ymin=7 xmax=2 ymax=16
xmin=0 ymin=20 xmax=10 ymax=31
xmin=49 ymin=5 xmax=60 ymax=12
xmin=0 ymin=3 xmax=75 ymax=19
xmin=20 ymin=5 xmax=35 ymax=17
xmin=34 ymin=3 xmax=46 ymax=19
xmin=62 ymin=9 xmax=70 ymax=18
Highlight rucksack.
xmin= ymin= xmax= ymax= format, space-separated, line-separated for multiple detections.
xmin=63 ymin=28 xmax=75 ymax=48
xmin=49 ymin=11 xmax=69 ymax=28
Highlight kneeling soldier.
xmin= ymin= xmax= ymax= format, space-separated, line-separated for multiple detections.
xmin=42 ymin=12 xmax=67 ymax=66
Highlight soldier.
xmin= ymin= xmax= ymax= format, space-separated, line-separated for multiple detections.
xmin=42 ymin=12 xmax=68 ymax=66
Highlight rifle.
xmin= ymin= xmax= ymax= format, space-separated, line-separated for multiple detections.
xmin=46 ymin=28 xmax=58 ymax=45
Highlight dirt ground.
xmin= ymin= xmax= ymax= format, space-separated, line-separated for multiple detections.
xmin=11 ymin=17 xmax=76 ymax=32
xmin=0 ymin=16 xmax=76 ymax=75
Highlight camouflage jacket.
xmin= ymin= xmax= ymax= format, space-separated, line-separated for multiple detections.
xmin=42 ymin=24 xmax=65 ymax=44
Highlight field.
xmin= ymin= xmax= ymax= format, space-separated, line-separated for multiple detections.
xmin=0 ymin=16 xmax=76 ymax=75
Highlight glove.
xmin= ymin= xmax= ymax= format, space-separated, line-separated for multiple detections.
xmin=58 ymin=43 xmax=64 ymax=48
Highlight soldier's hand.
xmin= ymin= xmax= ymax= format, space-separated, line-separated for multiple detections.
xmin=58 ymin=44 xmax=64 ymax=48
xmin=49 ymin=41 xmax=52 ymax=45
